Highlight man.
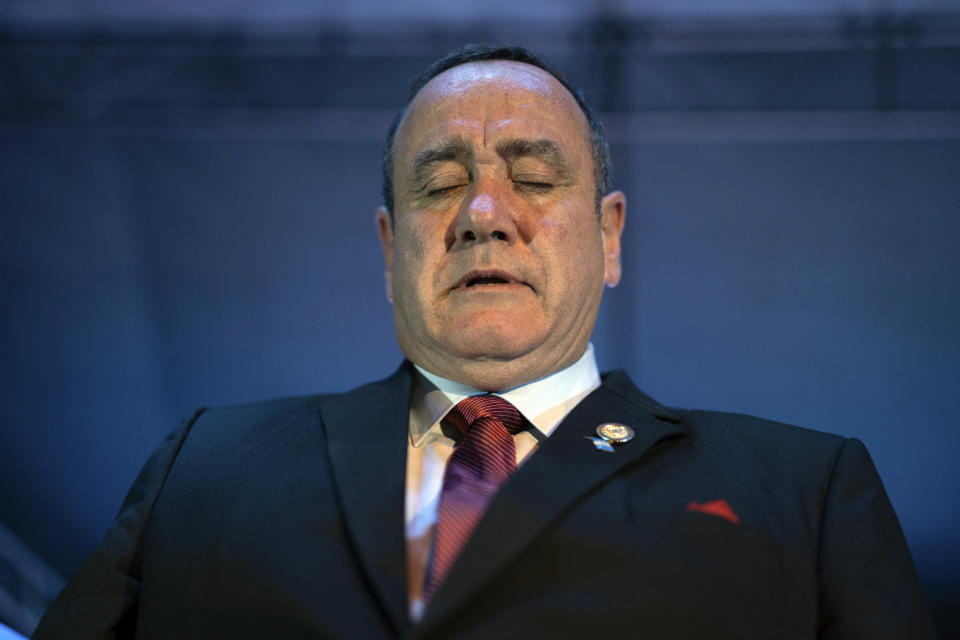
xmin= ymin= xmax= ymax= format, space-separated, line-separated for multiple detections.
xmin=35 ymin=45 xmax=935 ymax=639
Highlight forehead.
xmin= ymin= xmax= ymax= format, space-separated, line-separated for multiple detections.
xmin=394 ymin=60 xmax=591 ymax=163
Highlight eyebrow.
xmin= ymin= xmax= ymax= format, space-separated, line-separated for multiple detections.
xmin=408 ymin=137 xmax=473 ymax=192
xmin=496 ymin=138 xmax=572 ymax=179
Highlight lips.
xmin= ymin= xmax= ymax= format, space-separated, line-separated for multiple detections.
xmin=452 ymin=269 xmax=532 ymax=291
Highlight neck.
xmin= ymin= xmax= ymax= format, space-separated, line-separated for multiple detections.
xmin=411 ymin=342 xmax=590 ymax=392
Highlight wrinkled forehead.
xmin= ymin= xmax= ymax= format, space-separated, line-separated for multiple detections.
xmin=394 ymin=60 xmax=592 ymax=161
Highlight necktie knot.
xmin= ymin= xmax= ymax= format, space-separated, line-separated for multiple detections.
xmin=445 ymin=394 xmax=525 ymax=437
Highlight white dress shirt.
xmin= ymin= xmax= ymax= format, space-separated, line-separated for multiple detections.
xmin=404 ymin=344 xmax=601 ymax=621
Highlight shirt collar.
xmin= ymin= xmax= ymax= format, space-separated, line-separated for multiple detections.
xmin=409 ymin=343 xmax=600 ymax=445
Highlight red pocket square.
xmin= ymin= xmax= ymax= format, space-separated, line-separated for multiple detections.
xmin=687 ymin=499 xmax=740 ymax=524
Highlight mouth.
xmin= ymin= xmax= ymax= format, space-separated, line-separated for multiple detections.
xmin=452 ymin=269 xmax=532 ymax=292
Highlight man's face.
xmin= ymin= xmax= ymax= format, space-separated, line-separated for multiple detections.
xmin=377 ymin=60 xmax=625 ymax=391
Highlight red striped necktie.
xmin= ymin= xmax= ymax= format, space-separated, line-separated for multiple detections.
xmin=423 ymin=394 xmax=526 ymax=603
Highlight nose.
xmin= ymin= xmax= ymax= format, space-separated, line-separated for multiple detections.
xmin=454 ymin=188 xmax=516 ymax=246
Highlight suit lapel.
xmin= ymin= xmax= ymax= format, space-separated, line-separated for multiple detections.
xmin=415 ymin=370 xmax=687 ymax=635
xmin=320 ymin=363 xmax=414 ymax=636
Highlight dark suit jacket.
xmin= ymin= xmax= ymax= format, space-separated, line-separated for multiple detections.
xmin=34 ymin=362 xmax=936 ymax=639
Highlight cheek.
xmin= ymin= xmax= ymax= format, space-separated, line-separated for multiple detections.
xmin=394 ymin=219 xmax=434 ymax=267
xmin=543 ymin=219 xmax=606 ymax=282
xmin=393 ymin=225 xmax=445 ymax=296
xmin=538 ymin=216 xmax=570 ymax=236
xmin=535 ymin=215 xmax=577 ymax=255
xmin=538 ymin=212 xmax=601 ymax=262
xmin=401 ymin=213 xmax=452 ymax=258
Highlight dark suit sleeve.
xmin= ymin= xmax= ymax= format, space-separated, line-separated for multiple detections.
xmin=32 ymin=410 xmax=203 ymax=640
xmin=817 ymin=437 xmax=938 ymax=639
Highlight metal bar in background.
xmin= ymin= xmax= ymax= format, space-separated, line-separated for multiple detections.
xmin=2 ymin=17 xmax=960 ymax=117
xmin=3 ymin=108 xmax=960 ymax=142
xmin=0 ymin=523 xmax=64 ymax=637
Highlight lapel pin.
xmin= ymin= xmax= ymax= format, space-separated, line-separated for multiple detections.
xmin=596 ymin=422 xmax=635 ymax=445
xmin=585 ymin=436 xmax=615 ymax=452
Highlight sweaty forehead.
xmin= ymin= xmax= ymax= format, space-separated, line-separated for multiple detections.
xmin=417 ymin=60 xmax=563 ymax=103
xmin=395 ymin=60 xmax=590 ymax=157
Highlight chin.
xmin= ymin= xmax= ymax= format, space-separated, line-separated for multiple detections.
xmin=443 ymin=319 xmax=543 ymax=362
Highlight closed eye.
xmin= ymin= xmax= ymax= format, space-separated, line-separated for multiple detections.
xmin=515 ymin=180 xmax=554 ymax=191
xmin=427 ymin=184 xmax=466 ymax=197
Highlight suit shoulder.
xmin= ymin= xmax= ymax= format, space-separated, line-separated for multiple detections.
xmin=174 ymin=393 xmax=331 ymax=455
xmin=184 ymin=364 xmax=411 ymax=445
xmin=199 ymin=392 xmax=334 ymax=426
xmin=671 ymin=407 xmax=845 ymax=441
xmin=668 ymin=407 xmax=852 ymax=467
xmin=601 ymin=370 xmax=853 ymax=464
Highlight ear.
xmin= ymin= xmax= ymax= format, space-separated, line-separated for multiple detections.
xmin=375 ymin=206 xmax=394 ymax=303
xmin=599 ymin=191 xmax=626 ymax=287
